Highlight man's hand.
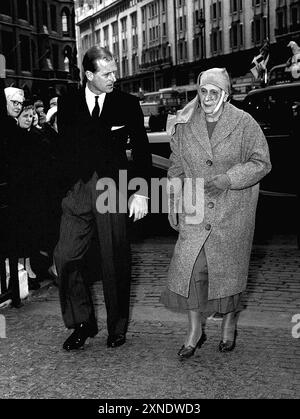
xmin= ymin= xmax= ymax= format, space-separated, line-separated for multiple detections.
xmin=129 ymin=195 xmax=148 ymax=222
xmin=205 ymin=174 xmax=231 ymax=197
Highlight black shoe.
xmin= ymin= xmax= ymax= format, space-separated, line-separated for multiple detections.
xmin=107 ymin=333 xmax=126 ymax=348
xmin=177 ymin=332 xmax=207 ymax=359
xmin=218 ymin=330 xmax=237 ymax=353
xmin=28 ymin=277 xmax=40 ymax=290
xmin=218 ymin=311 xmax=238 ymax=353
xmin=63 ymin=319 xmax=98 ymax=351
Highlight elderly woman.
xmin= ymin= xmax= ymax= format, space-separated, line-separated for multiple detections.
xmin=161 ymin=68 xmax=271 ymax=359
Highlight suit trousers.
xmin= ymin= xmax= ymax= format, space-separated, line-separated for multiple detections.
xmin=54 ymin=172 xmax=131 ymax=337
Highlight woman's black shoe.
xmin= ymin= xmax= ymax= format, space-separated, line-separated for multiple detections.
xmin=218 ymin=311 xmax=238 ymax=352
xmin=177 ymin=332 xmax=207 ymax=359
xmin=218 ymin=330 xmax=237 ymax=352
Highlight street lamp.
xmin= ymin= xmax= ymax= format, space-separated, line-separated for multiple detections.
xmin=197 ymin=9 xmax=206 ymax=59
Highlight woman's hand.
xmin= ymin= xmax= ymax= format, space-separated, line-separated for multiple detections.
xmin=205 ymin=174 xmax=231 ymax=196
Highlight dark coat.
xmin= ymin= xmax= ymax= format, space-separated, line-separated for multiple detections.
xmin=57 ymin=87 xmax=152 ymax=195
xmin=6 ymin=126 xmax=50 ymax=255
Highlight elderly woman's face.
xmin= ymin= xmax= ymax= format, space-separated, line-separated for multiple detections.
xmin=18 ymin=108 xmax=34 ymax=130
xmin=7 ymin=96 xmax=24 ymax=118
xmin=199 ymin=83 xmax=223 ymax=114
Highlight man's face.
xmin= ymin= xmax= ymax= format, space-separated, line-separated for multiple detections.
xmin=18 ymin=108 xmax=34 ymax=129
xmin=86 ymin=59 xmax=117 ymax=94
xmin=198 ymin=83 xmax=223 ymax=114
xmin=7 ymin=96 xmax=24 ymax=118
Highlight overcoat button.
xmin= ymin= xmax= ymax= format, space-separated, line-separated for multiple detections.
xmin=205 ymin=224 xmax=211 ymax=231
xmin=208 ymin=202 xmax=214 ymax=209
xmin=206 ymin=160 xmax=213 ymax=166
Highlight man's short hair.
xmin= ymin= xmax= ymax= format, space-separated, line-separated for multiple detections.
xmin=82 ymin=46 xmax=114 ymax=73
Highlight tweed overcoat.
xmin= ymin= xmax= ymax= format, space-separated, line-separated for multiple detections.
xmin=167 ymin=101 xmax=271 ymax=299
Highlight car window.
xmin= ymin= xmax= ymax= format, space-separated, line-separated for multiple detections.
xmin=244 ymin=87 xmax=300 ymax=136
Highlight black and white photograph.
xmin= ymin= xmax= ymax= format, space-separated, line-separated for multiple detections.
xmin=0 ymin=0 xmax=299 ymax=403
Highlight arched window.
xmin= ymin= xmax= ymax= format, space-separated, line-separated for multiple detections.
xmin=61 ymin=9 xmax=69 ymax=34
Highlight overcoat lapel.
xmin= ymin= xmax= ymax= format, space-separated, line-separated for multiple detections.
xmin=189 ymin=107 xmax=213 ymax=158
xmin=77 ymin=89 xmax=92 ymax=120
xmin=210 ymin=103 xmax=243 ymax=149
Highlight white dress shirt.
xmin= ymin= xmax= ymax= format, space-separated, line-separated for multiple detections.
xmin=85 ymin=85 xmax=106 ymax=117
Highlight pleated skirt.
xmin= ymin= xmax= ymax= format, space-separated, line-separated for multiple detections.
xmin=160 ymin=247 xmax=243 ymax=315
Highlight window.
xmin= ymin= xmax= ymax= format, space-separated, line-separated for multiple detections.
xmin=62 ymin=10 xmax=69 ymax=33
xmin=122 ymin=57 xmax=129 ymax=77
xmin=52 ymin=44 xmax=59 ymax=69
xmin=255 ymin=18 xmax=261 ymax=42
xmin=1 ymin=31 xmax=15 ymax=69
xmin=244 ymin=90 xmax=300 ymax=136
xmin=277 ymin=11 xmax=284 ymax=30
xmin=212 ymin=3 xmax=217 ymax=19
xmin=142 ymin=7 xmax=146 ymax=23
xmin=20 ymin=35 xmax=31 ymax=71
xmin=29 ymin=0 xmax=34 ymax=24
xmin=178 ymin=41 xmax=187 ymax=61
xmin=211 ymin=29 xmax=222 ymax=54
xmin=131 ymin=12 xmax=137 ymax=28
xmin=291 ymin=6 xmax=299 ymax=26
xmin=42 ymin=1 xmax=48 ymax=27
xmin=121 ymin=17 xmax=127 ymax=32
xmin=103 ymin=26 xmax=109 ymax=48
xmin=17 ymin=0 xmax=28 ymax=20
xmin=194 ymin=36 xmax=200 ymax=58
xmin=95 ymin=29 xmax=101 ymax=44
xmin=230 ymin=23 xmax=243 ymax=49
xmin=0 ymin=1 xmax=11 ymax=15
xmin=50 ymin=5 xmax=57 ymax=31
xmin=31 ymin=40 xmax=36 ymax=69
xmin=132 ymin=53 xmax=138 ymax=74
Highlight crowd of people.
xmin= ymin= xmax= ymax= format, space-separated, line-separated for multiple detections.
xmin=0 ymin=80 xmax=61 ymax=291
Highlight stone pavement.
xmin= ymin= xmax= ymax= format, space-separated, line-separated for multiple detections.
xmin=0 ymin=234 xmax=299 ymax=399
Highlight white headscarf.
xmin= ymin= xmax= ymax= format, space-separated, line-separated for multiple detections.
xmin=4 ymin=87 xmax=25 ymax=102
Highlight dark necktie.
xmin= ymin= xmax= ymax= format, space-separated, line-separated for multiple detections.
xmin=92 ymin=95 xmax=100 ymax=119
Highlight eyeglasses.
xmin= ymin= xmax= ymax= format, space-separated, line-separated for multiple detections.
xmin=10 ymin=100 xmax=24 ymax=107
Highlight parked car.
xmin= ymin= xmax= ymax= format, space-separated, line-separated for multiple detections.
xmin=242 ymin=82 xmax=300 ymax=196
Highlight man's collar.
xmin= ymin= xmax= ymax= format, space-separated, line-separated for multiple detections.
xmin=85 ymin=85 xmax=105 ymax=99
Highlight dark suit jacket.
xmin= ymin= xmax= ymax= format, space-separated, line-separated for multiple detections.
xmin=57 ymin=87 xmax=152 ymax=194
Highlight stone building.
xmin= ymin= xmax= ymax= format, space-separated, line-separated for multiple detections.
xmin=0 ymin=0 xmax=80 ymax=102
xmin=76 ymin=0 xmax=300 ymax=97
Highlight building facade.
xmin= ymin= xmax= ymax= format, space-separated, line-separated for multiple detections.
xmin=75 ymin=0 xmax=300 ymax=96
xmin=0 ymin=0 xmax=80 ymax=101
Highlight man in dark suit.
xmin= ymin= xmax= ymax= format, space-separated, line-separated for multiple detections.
xmin=54 ymin=46 xmax=152 ymax=351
